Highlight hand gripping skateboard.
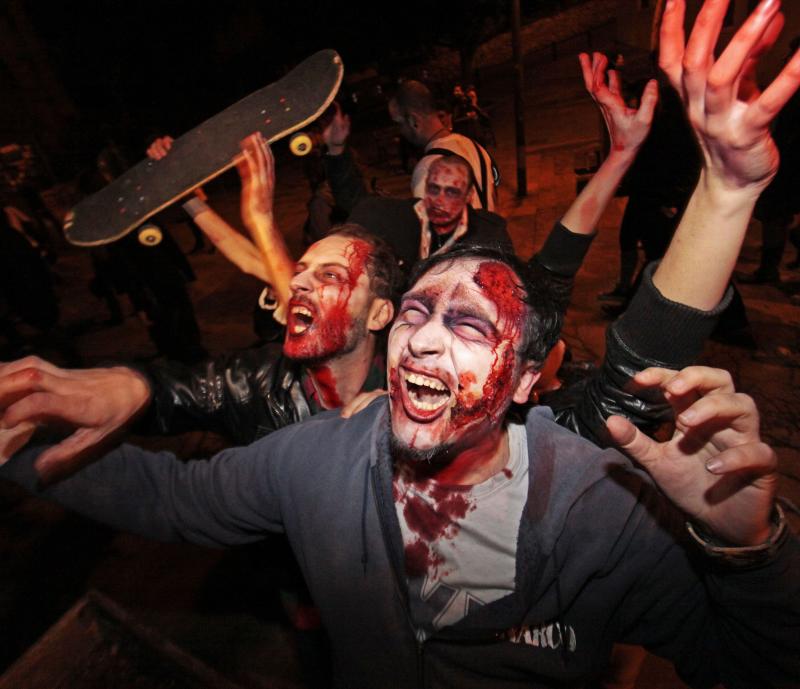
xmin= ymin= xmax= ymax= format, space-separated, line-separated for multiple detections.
xmin=64 ymin=50 xmax=343 ymax=246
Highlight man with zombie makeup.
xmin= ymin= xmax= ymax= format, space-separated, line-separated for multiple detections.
xmin=321 ymin=119 xmax=510 ymax=269
xmin=0 ymin=223 xmax=401 ymax=482
xmin=389 ymin=79 xmax=498 ymax=212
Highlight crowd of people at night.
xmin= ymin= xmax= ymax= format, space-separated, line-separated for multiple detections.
xmin=1 ymin=1 xmax=799 ymax=688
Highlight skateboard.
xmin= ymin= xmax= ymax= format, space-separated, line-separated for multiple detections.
xmin=64 ymin=49 xmax=344 ymax=246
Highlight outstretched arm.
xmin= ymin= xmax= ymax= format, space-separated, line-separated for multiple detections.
xmin=560 ymin=52 xmax=657 ymax=236
xmin=0 ymin=356 xmax=152 ymax=483
xmin=183 ymin=193 xmax=269 ymax=282
xmin=147 ymin=136 xmax=271 ymax=284
xmin=548 ymin=0 xmax=800 ymax=444
xmin=531 ymin=53 xmax=656 ymax=305
xmin=651 ymin=0 xmax=798 ymax=309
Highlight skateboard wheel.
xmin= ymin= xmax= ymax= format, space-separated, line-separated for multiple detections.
xmin=138 ymin=223 xmax=163 ymax=247
xmin=289 ymin=132 xmax=313 ymax=156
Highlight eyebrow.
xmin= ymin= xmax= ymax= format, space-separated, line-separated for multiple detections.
xmin=295 ymin=260 xmax=348 ymax=271
xmin=399 ymin=291 xmax=434 ymax=311
xmin=446 ymin=302 xmax=493 ymax=323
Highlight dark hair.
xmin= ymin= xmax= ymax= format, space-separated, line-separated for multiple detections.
xmin=428 ymin=153 xmax=475 ymax=191
xmin=390 ymin=79 xmax=436 ymax=118
xmin=325 ymin=223 xmax=404 ymax=305
xmin=407 ymin=244 xmax=562 ymax=367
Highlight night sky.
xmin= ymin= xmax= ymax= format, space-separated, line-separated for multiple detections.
xmin=23 ymin=1 xmax=443 ymax=133
xmin=15 ymin=0 xmax=555 ymax=172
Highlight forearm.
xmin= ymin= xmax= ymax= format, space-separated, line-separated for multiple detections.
xmin=189 ymin=206 xmax=269 ymax=282
xmin=0 ymin=440 xmax=285 ymax=547
xmin=245 ymin=210 xmax=293 ymax=323
xmin=653 ymin=163 xmax=762 ymax=310
xmin=528 ymin=221 xmax=596 ymax=317
xmin=561 ymin=148 xmax=638 ymax=235
xmin=547 ymin=264 xmax=731 ymax=445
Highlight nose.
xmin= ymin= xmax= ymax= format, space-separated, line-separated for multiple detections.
xmin=407 ymin=317 xmax=447 ymax=359
xmin=290 ymin=267 xmax=313 ymax=295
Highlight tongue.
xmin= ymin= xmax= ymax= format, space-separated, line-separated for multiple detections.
xmin=413 ymin=385 xmax=448 ymax=406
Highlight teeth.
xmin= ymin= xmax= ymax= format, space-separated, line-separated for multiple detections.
xmin=411 ymin=399 xmax=445 ymax=411
xmin=404 ymin=371 xmax=448 ymax=392
xmin=291 ymin=305 xmax=313 ymax=318
xmin=292 ymin=323 xmax=309 ymax=334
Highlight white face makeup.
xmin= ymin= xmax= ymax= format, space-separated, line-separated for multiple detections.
xmin=387 ymin=258 xmax=530 ymax=459
xmin=423 ymin=159 xmax=471 ymax=234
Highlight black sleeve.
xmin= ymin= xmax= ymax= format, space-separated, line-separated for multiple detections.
xmin=0 ymin=439 xmax=287 ymax=546
xmin=322 ymin=147 xmax=368 ymax=215
xmin=527 ymin=221 xmax=597 ymax=318
xmin=545 ymin=262 xmax=732 ymax=446
xmin=132 ymin=345 xmax=292 ymax=443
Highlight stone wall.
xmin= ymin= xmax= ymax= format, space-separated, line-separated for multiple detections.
xmin=421 ymin=0 xmax=620 ymax=80
xmin=475 ymin=0 xmax=619 ymax=67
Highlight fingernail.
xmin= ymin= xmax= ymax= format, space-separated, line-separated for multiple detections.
xmin=678 ymin=409 xmax=695 ymax=423
xmin=705 ymin=458 xmax=722 ymax=473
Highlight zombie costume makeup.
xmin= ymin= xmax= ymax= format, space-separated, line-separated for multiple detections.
xmin=283 ymin=235 xmax=374 ymax=363
xmin=387 ymin=258 xmax=530 ymax=476
xmin=423 ymin=159 xmax=472 ymax=234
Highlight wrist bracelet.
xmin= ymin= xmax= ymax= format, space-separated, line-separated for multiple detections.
xmin=182 ymin=197 xmax=210 ymax=219
xmin=686 ymin=504 xmax=788 ymax=568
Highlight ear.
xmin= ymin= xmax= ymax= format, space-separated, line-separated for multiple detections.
xmin=367 ymin=297 xmax=394 ymax=332
xmin=512 ymin=362 xmax=542 ymax=404
xmin=407 ymin=113 xmax=420 ymax=131
xmin=465 ymin=186 xmax=476 ymax=207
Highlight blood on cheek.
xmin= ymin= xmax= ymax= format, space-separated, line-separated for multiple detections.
xmin=450 ymin=262 xmax=526 ymax=429
xmin=284 ymin=240 xmax=372 ymax=359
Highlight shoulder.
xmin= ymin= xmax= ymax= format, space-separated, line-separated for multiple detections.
xmin=426 ymin=133 xmax=472 ymax=156
xmin=256 ymin=396 xmax=387 ymax=476
xmin=468 ymin=207 xmax=506 ymax=228
xmin=465 ymin=208 xmax=511 ymax=248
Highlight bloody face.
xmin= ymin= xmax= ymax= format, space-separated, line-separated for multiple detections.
xmin=283 ymin=235 xmax=374 ymax=362
xmin=387 ymin=258 xmax=528 ymax=458
xmin=423 ymin=160 xmax=471 ymax=235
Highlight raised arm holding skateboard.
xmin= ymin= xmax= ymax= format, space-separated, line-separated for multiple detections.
xmin=148 ymin=133 xmax=294 ymax=324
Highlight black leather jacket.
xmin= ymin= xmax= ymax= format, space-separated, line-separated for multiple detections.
xmin=137 ymin=265 xmax=727 ymax=449
xmin=137 ymin=343 xmax=312 ymax=445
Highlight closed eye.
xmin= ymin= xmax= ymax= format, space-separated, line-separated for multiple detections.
xmin=448 ymin=315 xmax=495 ymax=342
xmin=398 ymin=300 xmax=429 ymax=325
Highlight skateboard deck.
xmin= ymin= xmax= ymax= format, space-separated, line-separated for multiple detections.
xmin=64 ymin=49 xmax=343 ymax=246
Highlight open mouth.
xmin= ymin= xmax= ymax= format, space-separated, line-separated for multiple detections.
xmin=289 ymin=303 xmax=315 ymax=335
xmin=401 ymin=367 xmax=451 ymax=419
